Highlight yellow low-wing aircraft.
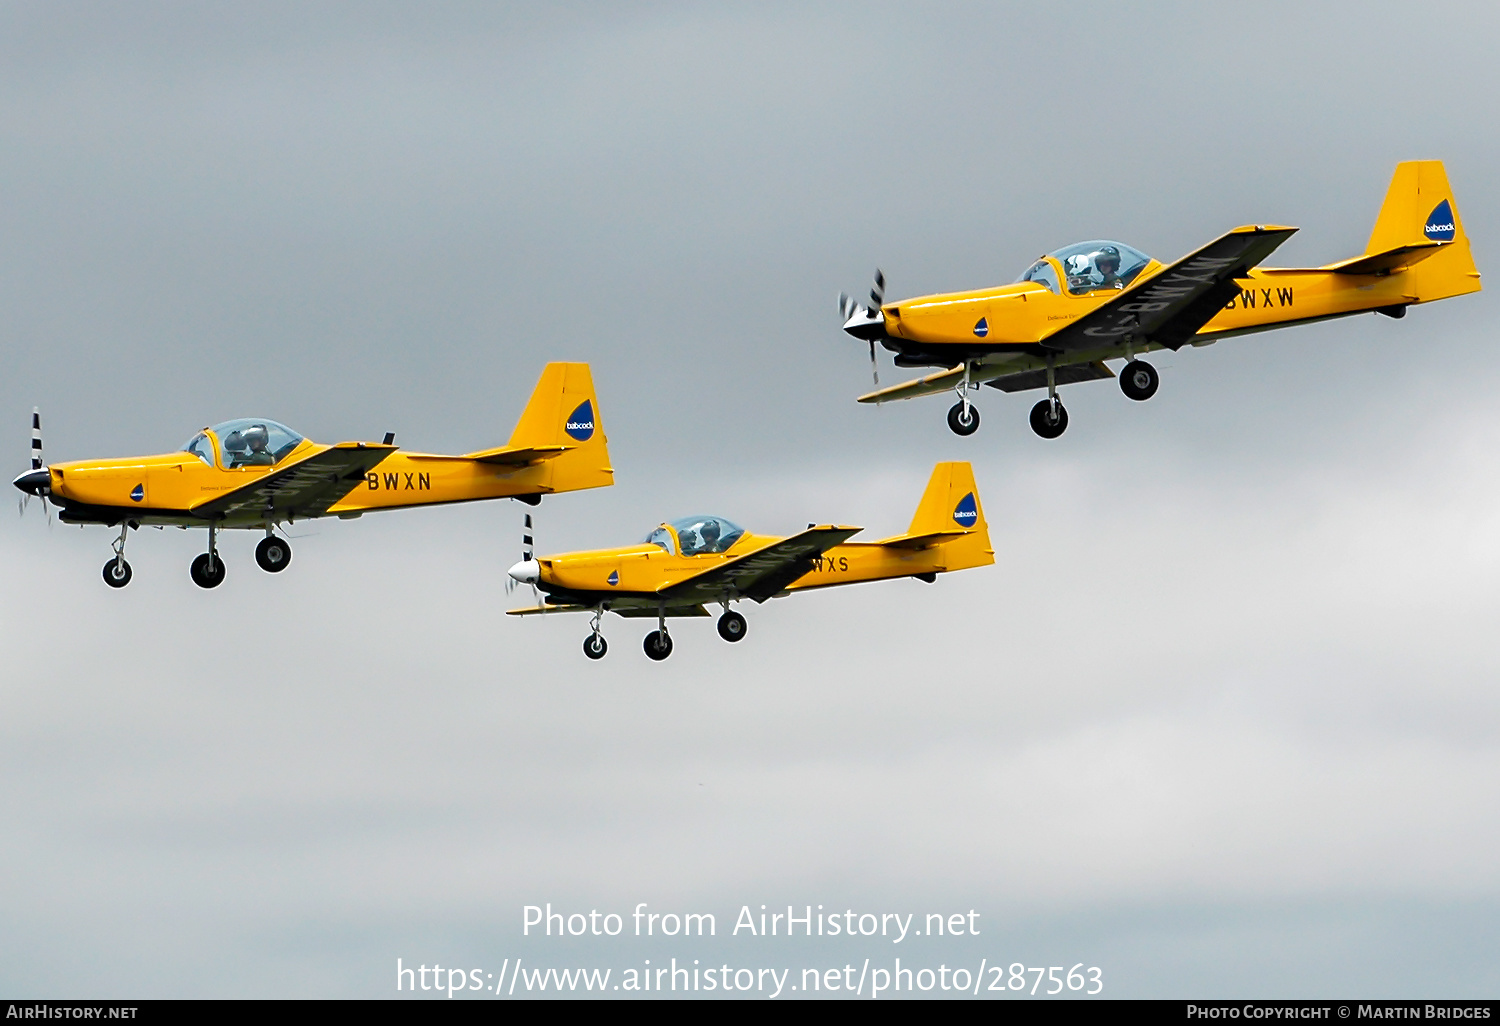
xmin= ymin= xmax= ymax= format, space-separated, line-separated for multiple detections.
xmin=13 ymin=363 xmax=612 ymax=589
xmin=840 ymin=161 xmax=1481 ymax=438
xmin=506 ymin=461 xmax=993 ymax=661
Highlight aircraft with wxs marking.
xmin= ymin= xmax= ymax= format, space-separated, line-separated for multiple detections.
xmin=13 ymin=363 xmax=612 ymax=589
xmin=506 ymin=462 xmax=992 ymax=661
xmin=839 ymin=161 xmax=1480 ymax=438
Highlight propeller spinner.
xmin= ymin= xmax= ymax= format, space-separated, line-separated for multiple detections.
xmin=506 ymin=509 xmax=540 ymax=598
xmin=838 ymin=269 xmax=889 ymax=386
xmin=14 ymin=407 xmax=52 ymax=521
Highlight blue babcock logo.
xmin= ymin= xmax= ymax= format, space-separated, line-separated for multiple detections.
xmin=973 ymin=317 xmax=989 ymax=338
xmin=130 ymin=483 xmax=144 ymax=502
xmin=1425 ymin=199 xmax=1456 ymax=242
xmin=952 ymin=491 xmax=977 ymax=526
xmin=565 ymin=400 xmax=595 ymax=441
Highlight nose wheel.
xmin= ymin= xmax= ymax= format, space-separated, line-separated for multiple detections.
xmin=1029 ymin=398 xmax=1068 ymax=439
xmin=946 ymin=401 xmax=980 ymax=436
xmin=255 ymin=535 xmax=292 ymax=573
xmin=102 ymin=558 xmax=132 ymax=588
xmin=583 ymin=610 xmax=608 ymax=660
xmin=103 ymin=524 xmax=132 ymax=588
xmin=717 ymin=610 xmax=747 ymax=642
xmin=1120 ymin=359 xmax=1159 ymax=401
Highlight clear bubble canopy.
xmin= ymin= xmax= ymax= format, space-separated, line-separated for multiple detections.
xmin=1018 ymin=240 xmax=1152 ymax=295
xmin=643 ymin=515 xmax=746 ymax=556
xmin=181 ymin=419 xmax=304 ymax=468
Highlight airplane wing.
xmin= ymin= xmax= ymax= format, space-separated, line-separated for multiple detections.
xmin=1041 ymin=225 xmax=1298 ymax=352
xmin=859 ymin=366 xmax=965 ymax=403
xmin=507 ymin=602 xmax=592 ymax=616
xmin=190 ymin=442 xmax=397 ymax=520
xmin=661 ymin=526 xmax=863 ymax=604
xmin=858 ymin=358 xmax=1032 ymax=404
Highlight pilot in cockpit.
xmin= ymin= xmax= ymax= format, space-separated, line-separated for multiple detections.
xmin=224 ymin=425 xmax=275 ymax=467
xmin=1064 ymin=246 xmax=1123 ymax=292
xmin=1093 ymin=246 xmax=1122 ymax=287
xmin=699 ymin=519 xmax=721 ymax=552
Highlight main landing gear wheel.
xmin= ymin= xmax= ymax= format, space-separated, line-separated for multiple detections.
xmin=947 ymin=401 xmax=980 ymax=436
xmin=583 ymin=634 xmax=608 ymax=660
xmin=717 ymin=610 xmax=747 ymax=643
xmin=190 ymin=552 xmax=226 ymax=589
xmin=1120 ymin=359 xmax=1159 ymax=401
xmin=643 ymin=630 xmax=674 ymax=661
xmin=1029 ymin=398 xmax=1069 ymax=439
xmin=102 ymin=559 xmax=132 ymax=588
xmin=255 ymin=536 xmax=292 ymax=573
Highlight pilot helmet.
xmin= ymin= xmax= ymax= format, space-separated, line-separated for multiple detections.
xmin=700 ymin=519 xmax=721 ymax=545
xmin=222 ymin=429 xmax=246 ymax=452
xmin=244 ymin=424 xmax=269 ymax=451
xmin=1095 ymin=245 xmax=1121 ymax=274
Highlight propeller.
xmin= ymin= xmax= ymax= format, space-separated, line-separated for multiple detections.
xmin=838 ymin=269 xmax=888 ymax=387
xmin=505 ymin=507 xmax=540 ymax=600
xmin=14 ymin=407 xmax=52 ymax=524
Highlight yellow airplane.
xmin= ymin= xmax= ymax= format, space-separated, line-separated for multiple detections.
xmin=13 ymin=363 xmax=612 ymax=589
xmin=840 ymin=160 xmax=1481 ymax=438
xmin=506 ymin=461 xmax=993 ymax=660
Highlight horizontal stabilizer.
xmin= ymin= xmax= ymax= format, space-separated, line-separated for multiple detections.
xmin=874 ymin=528 xmax=968 ymax=549
xmin=462 ymin=443 xmax=574 ymax=466
xmin=1318 ymin=242 xmax=1446 ymax=276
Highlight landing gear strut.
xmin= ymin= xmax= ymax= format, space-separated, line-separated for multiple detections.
xmin=102 ymin=524 xmax=132 ymax=588
xmin=583 ymin=609 xmax=608 ymax=660
xmin=946 ymin=362 xmax=980 ymax=436
xmin=255 ymin=531 xmax=292 ymax=573
xmin=1029 ymin=357 xmax=1068 ymax=439
xmin=190 ymin=524 xmax=226 ymax=589
xmin=717 ymin=609 xmax=747 ymax=643
xmin=644 ymin=604 xmax=673 ymax=661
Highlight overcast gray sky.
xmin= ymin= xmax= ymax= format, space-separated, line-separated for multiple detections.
xmin=2 ymin=1 xmax=1499 ymax=999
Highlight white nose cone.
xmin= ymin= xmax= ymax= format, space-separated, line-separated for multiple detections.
xmin=508 ymin=559 xmax=539 ymax=585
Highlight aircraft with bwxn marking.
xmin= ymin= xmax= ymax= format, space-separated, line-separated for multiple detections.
xmin=840 ymin=161 xmax=1481 ymax=438
xmin=505 ymin=462 xmax=992 ymax=661
xmin=13 ymin=363 xmax=612 ymax=589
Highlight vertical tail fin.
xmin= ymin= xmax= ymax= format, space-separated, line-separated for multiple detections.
xmin=907 ymin=461 xmax=986 ymax=537
xmin=900 ymin=461 xmax=993 ymax=572
xmin=503 ymin=362 xmax=614 ymax=496
xmin=1365 ymin=160 xmax=1480 ymax=302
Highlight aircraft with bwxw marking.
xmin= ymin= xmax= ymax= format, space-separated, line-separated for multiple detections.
xmin=13 ymin=363 xmax=613 ymax=589
xmin=839 ymin=161 xmax=1481 ymax=438
xmin=505 ymin=462 xmax=992 ymax=661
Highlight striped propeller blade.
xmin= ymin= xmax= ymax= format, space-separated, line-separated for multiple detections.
xmin=31 ymin=407 xmax=42 ymax=470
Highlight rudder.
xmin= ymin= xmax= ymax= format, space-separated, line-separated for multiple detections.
xmin=506 ymin=362 xmax=613 ymax=495
xmin=1366 ymin=160 xmax=1480 ymax=302
xmin=907 ymin=461 xmax=986 ymax=536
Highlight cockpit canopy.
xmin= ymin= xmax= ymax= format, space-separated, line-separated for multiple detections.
xmin=643 ymin=515 xmax=746 ymax=556
xmin=181 ymin=419 xmax=305 ymax=469
xmin=1018 ymin=240 xmax=1152 ymax=296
